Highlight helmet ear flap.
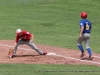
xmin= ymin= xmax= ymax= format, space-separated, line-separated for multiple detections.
xmin=80 ymin=12 xmax=87 ymax=19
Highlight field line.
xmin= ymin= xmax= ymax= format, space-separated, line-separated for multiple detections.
xmin=0 ymin=43 xmax=100 ymax=65
xmin=47 ymin=52 xmax=100 ymax=65
xmin=0 ymin=44 xmax=34 ymax=51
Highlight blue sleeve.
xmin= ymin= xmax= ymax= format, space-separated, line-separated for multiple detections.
xmin=79 ymin=20 xmax=84 ymax=27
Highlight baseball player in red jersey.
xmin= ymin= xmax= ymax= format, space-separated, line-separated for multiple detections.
xmin=9 ymin=29 xmax=47 ymax=58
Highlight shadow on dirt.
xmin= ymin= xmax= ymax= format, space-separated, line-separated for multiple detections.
xmin=16 ymin=54 xmax=40 ymax=58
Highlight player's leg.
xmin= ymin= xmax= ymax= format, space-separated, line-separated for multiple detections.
xmin=77 ymin=37 xmax=85 ymax=57
xmin=84 ymin=34 xmax=93 ymax=60
xmin=26 ymin=40 xmax=46 ymax=55
xmin=13 ymin=40 xmax=26 ymax=55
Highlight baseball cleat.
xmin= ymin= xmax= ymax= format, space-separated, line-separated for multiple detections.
xmin=80 ymin=53 xmax=85 ymax=57
xmin=8 ymin=55 xmax=16 ymax=58
xmin=8 ymin=55 xmax=12 ymax=58
xmin=42 ymin=52 xmax=47 ymax=55
xmin=88 ymin=56 xmax=93 ymax=60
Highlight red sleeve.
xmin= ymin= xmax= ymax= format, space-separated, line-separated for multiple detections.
xmin=27 ymin=32 xmax=32 ymax=40
xmin=15 ymin=35 xmax=19 ymax=43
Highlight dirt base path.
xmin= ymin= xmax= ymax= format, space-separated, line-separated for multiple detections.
xmin=0 ymin=40 xmax=100 ymax=67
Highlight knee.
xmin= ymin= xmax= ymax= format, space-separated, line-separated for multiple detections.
xmin=86 ymin=46 xmax=90 ymax=49
xmin=86 ymin=44 xmax=90 ymax=49
xmin=77 ymin=43 xmax=81 ymax=46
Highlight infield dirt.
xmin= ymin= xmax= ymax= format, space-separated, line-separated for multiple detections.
xmin=0 ymin=40 xmax=100 ymax=67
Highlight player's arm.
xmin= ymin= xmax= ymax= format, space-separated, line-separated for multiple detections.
xmin=13 ymin=42 xmax=17 ymax=49
xmin=79 ymin=26 xmax=84 ymax=38
xmin=31 ymin=34 xmax=34 ymax=42
xmin=13 ymin=36 xmax=19 ymax=49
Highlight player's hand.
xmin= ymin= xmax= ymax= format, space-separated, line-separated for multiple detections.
xmin=79 ymin=34 xmax=82 ymax=39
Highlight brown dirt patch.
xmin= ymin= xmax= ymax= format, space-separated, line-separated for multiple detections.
xmin=0 ymin=40 xmax=100 ymax=67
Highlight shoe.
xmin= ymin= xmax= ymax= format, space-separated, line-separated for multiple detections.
xmin=80 ymin=53 xmax=85 ymax=57
xmin=8 ymin=55 xmax=16 ymax=58
xmin=88 ymin=56 xmax=93 ymax=60
xmin=43 ymin=52 xmax=47 ymax=55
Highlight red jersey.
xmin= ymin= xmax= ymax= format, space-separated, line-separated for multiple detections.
xmin=15 ymin=30 xmax=32 ymax=42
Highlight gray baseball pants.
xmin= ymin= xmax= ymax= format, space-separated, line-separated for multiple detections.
xmin=77 ymin=33 xmax=90 ymax=48
xmin=14 ymin=40 xmax=43 ymax=55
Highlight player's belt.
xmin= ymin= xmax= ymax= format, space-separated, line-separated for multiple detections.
xmin=82 ymin=32 xmax=90 ymax=34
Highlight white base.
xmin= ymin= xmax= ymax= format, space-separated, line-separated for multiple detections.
xmin=47 ymin=52 xmax=57 ymax=55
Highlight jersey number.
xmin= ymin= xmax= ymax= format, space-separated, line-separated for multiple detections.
xmin=86 ymin=23 xmax=89 ymax=30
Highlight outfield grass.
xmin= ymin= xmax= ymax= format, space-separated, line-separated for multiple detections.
xmin=0 ymin=0 xmax=100 ymax=52
xmin=0 ymin=0 xmax=100 ymax=75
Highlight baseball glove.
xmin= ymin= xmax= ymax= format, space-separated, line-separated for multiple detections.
xmin=8 ymin=49 xmax=14 ymax=56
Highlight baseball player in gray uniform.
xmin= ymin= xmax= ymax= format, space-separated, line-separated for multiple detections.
xmin=77 ymin=12 xmax=93 ymax=60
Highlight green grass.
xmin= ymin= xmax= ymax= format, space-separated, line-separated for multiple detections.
xmin=0 ymin=0 xmax=100 ymax=53
xmin=0 ymin=0 xmax=100 ymax=52
xmin=0 ymin=0 xmax=100 ymax=75
xmin=0 ymin=64 xmax=100 ymax=75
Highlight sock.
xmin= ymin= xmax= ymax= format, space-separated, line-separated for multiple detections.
xmin=87 ymin=48 xmax=92 ymax=56
xmin=78 ymin=45 xmax=84 ymax=53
